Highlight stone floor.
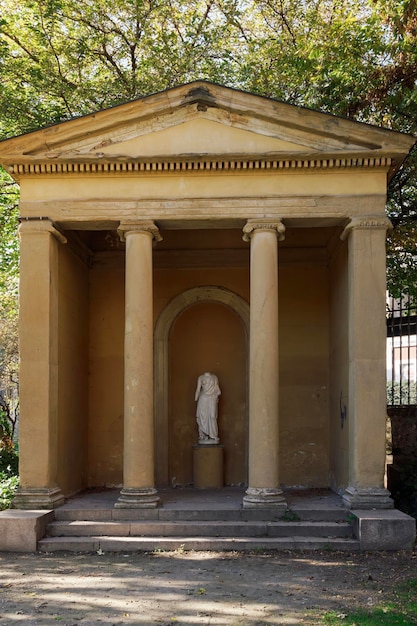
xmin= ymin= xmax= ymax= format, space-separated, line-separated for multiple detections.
xmin=59 ymin=486 xmax=346 ymax=514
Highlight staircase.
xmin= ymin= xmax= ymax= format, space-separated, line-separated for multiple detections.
xmin=38 ymin=488 xmax=360 ymax=552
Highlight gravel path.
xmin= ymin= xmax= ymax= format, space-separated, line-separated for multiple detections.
xmin=0 ymin=549 xmax=415 ymax=625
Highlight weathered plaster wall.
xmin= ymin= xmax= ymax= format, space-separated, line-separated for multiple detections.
xmin=329 ymin=240 xmax=350 ymax=491
xmin=86 ymin=227 xmax=333 ymax=490
xmin=57 ymin=243 xmax=89 ymax=494
xmin=154 ymin=260 xmax=249 ymax=487
xmin=279 ymin=262 xmax=330 ymax=487
xmin=169 ymin=301 xmax=247 ymax=486
xmin=154 ymin=268 xmax=249 ymax=321
xmin=88 ymin=263 xmax=125 ymax=487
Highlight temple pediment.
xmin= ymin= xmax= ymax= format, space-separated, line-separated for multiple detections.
xmin=86 ymin=117 xmax=314 ymax=159
xmin=0 ymin=82 xmax=414 ymax=175
xmin=16 ymin=105 xmax=384 ymax=160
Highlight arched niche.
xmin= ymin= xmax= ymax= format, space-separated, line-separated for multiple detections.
xmin=154 ymin=286 xmax=249 ymax=486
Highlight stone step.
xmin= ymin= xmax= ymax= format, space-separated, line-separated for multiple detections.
xmin=54 ymin=507 xmax=349 ymax=523
xmin=38 ymin=535 xmax=360 ymax=553
xmin=47 ymin=519 xmax=353 ymax=539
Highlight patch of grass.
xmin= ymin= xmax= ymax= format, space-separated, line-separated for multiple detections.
xmin=324 ymin=608 xmax=414 ymax=625
xmin=280 ymin=508 xmax=301 ymax=522
xmin=0 ymin=469 xmax=19 ymax=510
xmin=323 ymin=578 xmax=417 ymax=625
xmin=322 ymin=542 xmax=335 ymax=551
xmin=347 ymin=512 xmax=356 ymax=525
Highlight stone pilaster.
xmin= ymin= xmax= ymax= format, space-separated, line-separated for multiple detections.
xmin=115 ymin=220 xmax=162 ymax=508
xmin=242 ymin=219 xmax=287 ymax=509
xmin=13 ymin=218 xmax=67 ymax=509
xmin=341 ymin=217 xmax=393 ymax=509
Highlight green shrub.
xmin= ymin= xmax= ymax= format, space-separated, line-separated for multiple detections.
xmin=393 ymin=462 xmax=417 ymax=520
xmin=0 ymin=469 xmax=19 ymax=510
xmin=0 ymin=433 xmax=19 ymax=509
xmin=0 ymin=446 xmax=18 ymax=474
xmin=387 ymin=382 xmax=417 ymax=406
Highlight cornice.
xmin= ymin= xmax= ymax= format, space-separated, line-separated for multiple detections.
xmin=6 ymin=155 xmax=393 ymax=178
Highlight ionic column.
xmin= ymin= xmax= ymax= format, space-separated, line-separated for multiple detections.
xmin=341 ymin=217 xmax=393 ymax=509
xmin=115 ymin=220 xmax=162 ymax=508
xmin=13 ymin=218 xmax=67 ymax=509
xmin=242 ymin=219 xmax=287 ymax=508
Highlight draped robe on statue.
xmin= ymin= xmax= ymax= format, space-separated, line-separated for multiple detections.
xmin=195 ymin=372 xmax=221 ymax=444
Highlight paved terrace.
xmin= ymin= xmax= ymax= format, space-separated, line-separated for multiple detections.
xmin=58 ymin=487 xmax=346 ymax=517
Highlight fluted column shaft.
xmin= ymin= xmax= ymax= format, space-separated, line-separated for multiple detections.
xmin=242 ymin=219 xmax=287 ymax=508
xmin=115 ymin=220 xmax=161 ymax=508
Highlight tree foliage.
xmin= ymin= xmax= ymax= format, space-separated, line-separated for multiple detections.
xmin=0 ymin=0 xmax=249 ymax=135
xmin=0 ymin=167 xmax=19 ymax=442
xmin=0 ymin=3 xmax=416 ymax=404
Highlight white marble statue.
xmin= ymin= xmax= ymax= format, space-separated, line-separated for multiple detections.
xmin=195 ymin=372 xmax=221 ymax=444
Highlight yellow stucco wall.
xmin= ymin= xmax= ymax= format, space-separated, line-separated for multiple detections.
xmin=83 ymin=227 xmax=332 ymax=490
xmin=279 ymin=263 xmax=330 ymax=487
xmin=57 ymin=243 xmax=89 ymax=494
xmin=88 ymin=263 xmax=125 ymax=487
xmin=169 ymin=301 xmax=247 ymax=487
xmin=329 ymin=239 xmax=350 ymax=490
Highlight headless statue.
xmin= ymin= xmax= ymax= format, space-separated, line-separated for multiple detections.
xmin=195 ymin=372 xmax=221 ymax=444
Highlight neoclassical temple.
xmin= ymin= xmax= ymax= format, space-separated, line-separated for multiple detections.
xmin=0 ymin=82 xmax=415 ymax=511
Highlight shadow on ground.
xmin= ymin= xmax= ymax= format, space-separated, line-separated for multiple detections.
xmin=0 ymin=549 xmax=415 ymax=625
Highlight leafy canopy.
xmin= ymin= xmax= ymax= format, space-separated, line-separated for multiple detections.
xmin=0 ymin=0 xmax=416 ymax=298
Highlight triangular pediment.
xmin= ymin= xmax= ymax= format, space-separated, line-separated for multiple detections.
xmin=94 ymin=118 xmax=310 ymax=158
xmin=0 ymin=81 xmax=414 ymax=172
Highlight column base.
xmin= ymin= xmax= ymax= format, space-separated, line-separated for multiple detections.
xmin=343 ymin=486 xmax=394 ymax=510
xmin=12 ymin=487 xmax=65 ymax=510
xmin=114 ymin=487 xmax=161 ymax=509
xmin=243 ymin=487 xmax=287 ymax=509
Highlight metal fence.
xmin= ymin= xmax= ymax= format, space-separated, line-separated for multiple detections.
xmin=387 ymin=294 xmax=417 ymax=406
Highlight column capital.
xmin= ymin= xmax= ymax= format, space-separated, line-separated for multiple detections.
xmin=18 ymin=217 xmax=67 ymax=244
xmin=117 ymin=220 xmax=162 ymax=243
xmin=340 ymin=216 xmax=392 ymax=241
xmin=242 ymin=219 xmax=286 ymax=242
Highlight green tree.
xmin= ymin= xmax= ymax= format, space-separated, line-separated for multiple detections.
xmin=0 ymin=0 xmax=247 ymax=136
xmin=0 ymin=167 xmax=19 ymax=444
xmin=245 ymin=0 xmax=417 ymax=297
xmin=372 ymin=0 xmax=417 ymax=299
xmin=0 ymin=0 xmax=248 ymax=449
xmin=0 ymin=1 xmax=416 ymax=422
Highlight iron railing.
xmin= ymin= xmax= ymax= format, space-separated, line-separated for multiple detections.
xmin=387 ymin=294 xmax=417 ymax=406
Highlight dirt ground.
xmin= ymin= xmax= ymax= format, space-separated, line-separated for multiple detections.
xmin=0 ymin=549 xmax=415 ymax=625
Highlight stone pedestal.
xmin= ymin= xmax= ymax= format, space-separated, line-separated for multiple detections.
xmin=193 ymin=445 xmax=224 ymax=488
xmin=0 ymin=510 xmax=55 ymax=552
xmin=352 ymin=509 xmax=416 ymax=550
